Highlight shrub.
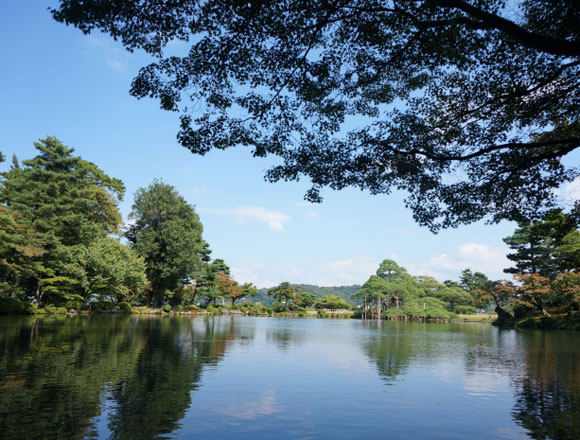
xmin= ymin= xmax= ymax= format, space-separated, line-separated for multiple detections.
xmin=454 ymin=305 xmax=476 ymax=315
xmin=45 ymin=305 xmax=67 ymax=314
xmin=90 ymin=301 xmax=115 ymax=313
xmin=162 ymin=304 xmax=172 ymax=312
xmin=272 ymin=303 xmax=286 ymax=313
xmin=35 ymin=308 xmax=47 ymax=314
xmin=317 ymin=309 xmax=328 ymax=318
xmin=66 ymin=300 xmax=84 ymax=311
xmin=206 ymin=305 xmax=216 ymax=314
xmin=0 ymin=298 xmax=35 ymax=315
xmin=183 ymin=305 xmax=201 ymax=312
xmin=118 ymin=302 xmax=132 ymax=314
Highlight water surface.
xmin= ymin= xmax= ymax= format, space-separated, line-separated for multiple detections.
xmin=1 ymin=316 xmax=578 ymax=439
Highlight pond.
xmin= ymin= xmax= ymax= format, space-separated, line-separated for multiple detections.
xmin=0 ymin=316 xmax=579 ymax=439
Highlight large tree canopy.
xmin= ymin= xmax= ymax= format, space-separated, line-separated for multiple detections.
xmin=52 ymin=1 xmax=580 ymax=230
xmin=127 ymin=180 xmax=208 ymax=306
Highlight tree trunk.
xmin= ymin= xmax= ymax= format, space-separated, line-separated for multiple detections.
xmin=364 ymin=297 xmax=367 ymax=320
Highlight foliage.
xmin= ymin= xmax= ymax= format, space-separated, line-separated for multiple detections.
xmin=127 ymin=180 xmax=208 ymax=306
xmin=0 ymin=137 xmax=124 ymax=303
xmin=118 ymin=302 xmax=132 ymax=314
xmin=64 ymin=237 xmax=147 ymax=302
xmin=459 ymin=269 xmax=494 ymax=308
xmin=314 ymin=294 xmax=352 ymax=310
xmin=267 ymin=282 xmax=304 ymax=310
xmin=503 ymin=210 xmax=580 ymax=278
xmin=239 ymin=282 xmax=259 ymax=303
xmin=162 ymin=304 xmax=172 ymax=313
xmin=215 ymin=272 xmax=241 ymax=305
xmin=296 ymin=292 xmax=317 ymax=307
xmin=53 ymin=0 xmax=580 ymax=231
xmin=0 ymin=297 xmax=36 ymax=315
xmin=454 ymin=305 xmax=476 ymax=315
xmin=90 ymin=301 xmax=115 ymax=313
xmin=256 ymin=284 xmax=361 ymax=306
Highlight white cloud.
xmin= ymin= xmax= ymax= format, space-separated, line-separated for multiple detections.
xmin=230 ymin=244 xmax=509 ymax=288
xmin=231 ymin=255 xmax=379 ymax=288
xmin=406 ymin=242 xmax=510 ymax=281
xmin=205 ymin=206 xmax=291 ymax=231
xmin=556 ymin=177 xmax=580 ymax=205
xmin=86 ymin=36 xmax=128 ymax=72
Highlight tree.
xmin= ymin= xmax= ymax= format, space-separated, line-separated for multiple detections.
xmin=267 ymin=282 xmax=302 ymax=309
xmin=376 ymin=259 xmax=418 ymax=309
xmin=64 ymin=237 xmax=147 ymax=303
xmin=53 ymin=1 xmax=580 ymax=231
xmin=551 ymin=272 xmax=580 ymax=312
xmin=198 ymin=258 xmax=230 ymax=305
xmin=314 ymin=294 xmax=352 ymax=310
xmin=239 ymin=282 xmax=259 ymax=304
xmin=473 ymin=279 xmax=514 ymax=321
xmin=296 ymin=292 xmax=317 ymax=308
xmin=215 ymin=272 xmax=241 ymax=305
xmin=512 ymin=273 xmax=555 ymax=318
xmin=503 ymin=210 xmax=580 ymax=278
xmin=127 ymin=180 xmax=208 ymax=306
xmin=0 ymin=137 xmax=124 ymax=302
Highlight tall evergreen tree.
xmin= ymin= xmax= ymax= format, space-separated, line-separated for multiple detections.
xmin=0 ymin=137 xmax=125 ymax=302
xmin=503 ymin=210 xmax=580 ymax=277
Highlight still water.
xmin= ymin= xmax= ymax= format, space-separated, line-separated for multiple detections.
xmin=0 ymin=315 xmax=579 ymax=439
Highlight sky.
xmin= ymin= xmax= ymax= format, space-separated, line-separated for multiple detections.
xmin=1 ymin=2 xmax=578 ymax=288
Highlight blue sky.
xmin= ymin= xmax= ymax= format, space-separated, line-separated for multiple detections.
xmin=1 ymin=2 xmax=577 ymax=287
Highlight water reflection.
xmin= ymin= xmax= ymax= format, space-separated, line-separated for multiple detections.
xmin=510 ymin=331 xmax=580 ymax=440
xmin=1 ymin=317 xmax=579 ymax=439
xmin=0 ymin=316 xmax=239 ymax=439
xmin=362 ymin=322 xmax=580 ymax=439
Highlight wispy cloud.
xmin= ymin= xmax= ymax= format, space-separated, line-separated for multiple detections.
xmin=205 ymin=206 xmax=291 ymax=231
xmin=86 ymin=36 xmax=128 ymax=72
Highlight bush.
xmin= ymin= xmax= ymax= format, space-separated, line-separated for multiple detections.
xmin=118 ymin=302 xmax=132 ymax=314
xmin=454 ymin=305 xmax=476 ymax=315
xmin=66 ymin=300 xmax=84 ymax=311
xmin=90 ymin=301 xmax=115 ymax=313
xmin=162 ymin=304 xmax=172 ymax=312
xmin=0 ymin=298 xmax=36 ymax=315
xmin=206 ymin=305 xmax=221 ymax=314
xmin=317 ymin=309 xmax=328 ymax=318
xmin=46 ymin=305 xmax=67 ymax=314
xmin=35 ymin=308 xmax=47 ymax=314
xmin=183 ymin=305 xmax=201 ymax=312
xmin=272 ymin=303 xmax=287 ymax=313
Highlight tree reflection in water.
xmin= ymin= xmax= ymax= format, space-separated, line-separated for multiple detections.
xmin=0 ymin=315 xmax=242 ymax=439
